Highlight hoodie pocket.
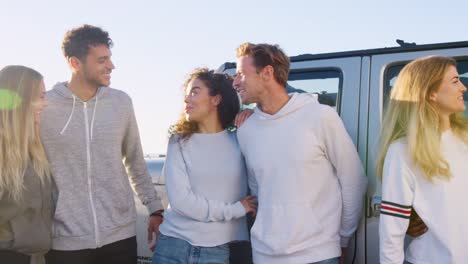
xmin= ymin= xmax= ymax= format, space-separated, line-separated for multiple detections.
xmin=97 ymin=180 xmax=135 ymax=230
xmin=250 ymin=203 xmax=323 ymax=255
xmin=52 ymin=196 xmax=90 ymax=237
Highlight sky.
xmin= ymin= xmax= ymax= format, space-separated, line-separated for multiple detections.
xmin=1 ymin=0 xmax=467 ymax=154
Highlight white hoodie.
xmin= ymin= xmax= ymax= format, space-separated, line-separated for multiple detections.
xmin=237 ymin=93 xmax=368 ymax=264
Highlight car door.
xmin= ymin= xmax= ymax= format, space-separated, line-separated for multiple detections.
xmin=288 ymin=57 xmax=366 ymax=264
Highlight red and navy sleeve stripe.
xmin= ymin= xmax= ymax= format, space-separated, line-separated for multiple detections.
xmin=380 ymin=200 xmax=412 ymax=219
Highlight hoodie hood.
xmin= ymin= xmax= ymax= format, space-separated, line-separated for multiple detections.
xmin=254 ymin=92 xmax=319 ymax=120
xmin=51 ymin=82 xmax=104 ymax=139
xmin=51 ymin=82 xmax=107 ymax=100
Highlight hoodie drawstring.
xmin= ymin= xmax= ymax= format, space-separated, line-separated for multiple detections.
xmin=90 ymin=93 xmax=98 ymax=140
xmin=60 ymin=95 xmax=76 ymax=135
xmin=59 ymin=93 xmax=98 ymax=140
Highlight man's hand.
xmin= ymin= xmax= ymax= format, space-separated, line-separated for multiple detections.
xmin=234 ymin=109 xmax=254 ymax=128
xmin=406 ymin=209 xmax=428 ymax=237
xmin=147 ymin=214 xmax=163 ymax=251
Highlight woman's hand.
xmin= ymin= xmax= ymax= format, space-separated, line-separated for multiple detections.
xmin=240 ymin=195 xmax=258 ymax=216
xmin=234 ymin=109 xmax=254 ymax=128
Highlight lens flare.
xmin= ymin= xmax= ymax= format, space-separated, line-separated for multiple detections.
xmin=0 ymin=89 xmax=22 ymax=110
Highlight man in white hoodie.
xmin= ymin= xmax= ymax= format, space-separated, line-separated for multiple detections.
xmin=233 ymin=43 xmax=368 ymax=264
xmin=41 ymin=25 xmax=164 ymax=264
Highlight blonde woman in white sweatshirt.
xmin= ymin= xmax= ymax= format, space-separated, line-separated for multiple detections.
xmin=378 ymin=56 xmax=468 ymax=264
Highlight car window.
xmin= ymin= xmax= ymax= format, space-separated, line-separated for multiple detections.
xmin=287 ymin=69 xmax=342 ymax=112
xmin=384 ymin=59 xmax=468 ymax=117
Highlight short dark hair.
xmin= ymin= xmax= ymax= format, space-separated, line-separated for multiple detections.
xmin=171 ymin=68 xmax=240 ymax=139
xmin=61 ymin=24 xmax=113 ymax=60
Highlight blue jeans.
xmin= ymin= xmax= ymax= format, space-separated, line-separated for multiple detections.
xmin=311 ymin=257 xmax=340 ymax=264
xmin=152 ymin=233 xmax=229 ymax=264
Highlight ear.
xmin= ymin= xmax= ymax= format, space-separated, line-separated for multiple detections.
xmin=211 ymin=94 xmax=222 ymax=106
xmin=69 ymin=57 xmax=82 ymax=72
xmin=428 ymin=91 xmax=438 ymax=102
xmin=261 ymin=65 xmax=274 ymax=82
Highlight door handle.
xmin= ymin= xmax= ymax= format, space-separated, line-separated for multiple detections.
xmin=367 ymin=195 xmax=381 ymax=218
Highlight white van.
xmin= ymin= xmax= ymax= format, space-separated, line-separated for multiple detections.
xmin=135 ymin=40 xmax=468 ymax=264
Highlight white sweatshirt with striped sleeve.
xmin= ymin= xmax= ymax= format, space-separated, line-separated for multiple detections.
xmin=379 ymin=130 xmax=468 ymax=264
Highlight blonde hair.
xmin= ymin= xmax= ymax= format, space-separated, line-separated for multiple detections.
xmin=236 ymin=42 xmax=290 ymax=87
xmin=377 ymin=56 xmax=468 ymax=182
xmin=0 ymin=65 xmax=50 ymax=202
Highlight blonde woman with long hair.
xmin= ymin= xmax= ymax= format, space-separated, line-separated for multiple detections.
xmin=0 ymin=65 xmax=52 ymax=264
xmin=378 ymin=56 xmax=468 ymax=264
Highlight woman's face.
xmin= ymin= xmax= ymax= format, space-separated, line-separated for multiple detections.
xmin=184 ymin=78 xmax=219 ymax=123
xmin=430 ymin=65 xmax=467 ymax=116
xmin=33 ymin=80 xmax=47 ymax=124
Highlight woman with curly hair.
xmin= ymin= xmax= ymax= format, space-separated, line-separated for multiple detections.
xmin=152 ymin=68 xmax=256 ymax=264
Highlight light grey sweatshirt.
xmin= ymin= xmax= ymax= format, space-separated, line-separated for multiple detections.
xmin=159 ymin=131 xmax=249 ymax=247
xmin=39 ymin=82 xmax=163 ymax=250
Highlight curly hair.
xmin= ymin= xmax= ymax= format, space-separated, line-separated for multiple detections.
xmin=170 ymin=68 xmax=240 ymax=140
xmin=62 ymin=24 xmax=113 ymax=60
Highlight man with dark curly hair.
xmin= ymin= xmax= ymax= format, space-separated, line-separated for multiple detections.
xmin=41 ymin=24 xmax=164 ymax=264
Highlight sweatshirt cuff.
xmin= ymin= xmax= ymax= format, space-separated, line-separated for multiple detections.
xmin=147 ymin=200 xmax=164 ymax=214
xmin=340 ymin=236 xmax=351 ymax=248
xmin=232 ymin=201 xmax=246 ymax=219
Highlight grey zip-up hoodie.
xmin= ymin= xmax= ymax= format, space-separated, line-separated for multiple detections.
xmin=40 ymin=82 xmax=163 ymax=250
